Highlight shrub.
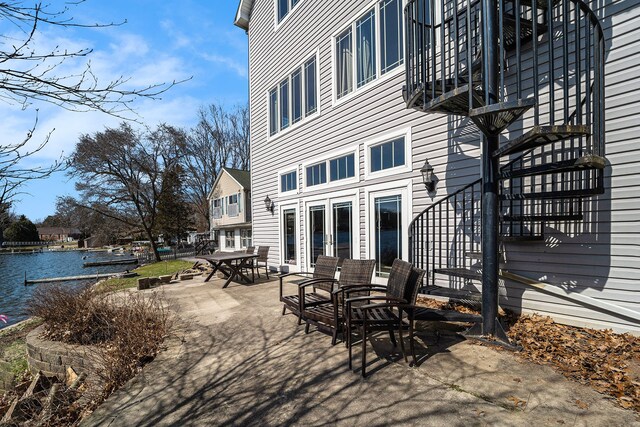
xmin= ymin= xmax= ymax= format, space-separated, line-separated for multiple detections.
xmin=26 ymin=284 xmax=172 ymax=419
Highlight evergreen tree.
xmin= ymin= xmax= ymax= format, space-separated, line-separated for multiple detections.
xmin=4 ymin=215 xmax=39 ymax=242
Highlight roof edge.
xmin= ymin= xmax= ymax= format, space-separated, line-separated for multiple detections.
xmin=234 ymin=0 xmax=253 ymax=30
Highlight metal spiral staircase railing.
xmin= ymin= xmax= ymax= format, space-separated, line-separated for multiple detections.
xmin=404 ymin=0 xmax=606 ymax=327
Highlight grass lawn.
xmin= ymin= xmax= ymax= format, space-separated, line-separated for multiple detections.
xmin=0 ymin=318 xmax=43 ymax=386
xmin=97 ymin=259 xmax=194 ymax=293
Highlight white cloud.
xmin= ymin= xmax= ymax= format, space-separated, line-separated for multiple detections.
xmin=201 ymin=53 xmax=248 ymax=78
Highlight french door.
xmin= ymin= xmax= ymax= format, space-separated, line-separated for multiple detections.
xmin=307 ymin=195 xmax=357 ymax=268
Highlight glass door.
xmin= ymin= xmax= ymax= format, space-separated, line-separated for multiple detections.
xmin=283 ymin=208 xmax=297 ymax=265
xmin=307 ymin=196 xmax=356 ymax=269
xmin=309 ymin=205 xmax=326 ymax=267
xmin=331 ymin=201 xmax=353 ymax=265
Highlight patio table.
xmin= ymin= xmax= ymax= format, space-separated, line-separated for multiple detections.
xmin=196 ymin=252 xmax=259 ymax=288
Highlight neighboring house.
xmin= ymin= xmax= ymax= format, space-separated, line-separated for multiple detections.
xmin=208 ymin=168 xmax=252 ymax=251
xmin=37 ymin=227 xmax=82 ymax=242
xmin=235 ymin=0 xmax=640 ymax=333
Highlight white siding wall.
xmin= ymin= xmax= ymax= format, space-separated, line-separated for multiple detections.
xmin=246 ymin=0 xmax=640 ymax=332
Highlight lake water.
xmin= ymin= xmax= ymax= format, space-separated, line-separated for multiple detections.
xmin=0 ymin=250 xmax=134 ymax=329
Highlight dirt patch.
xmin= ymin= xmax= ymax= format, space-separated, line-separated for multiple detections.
xmin=415 ymin=297 xmax=640 ymax=413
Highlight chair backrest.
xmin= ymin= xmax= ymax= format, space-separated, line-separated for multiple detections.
xmin=385 ymin=259 xmax=414 ymax=300
xmin=257 ymin=246 xmax=270 ymax=262
xmin=338 ymin=259 xmax=376 ymax=288
xmin=246 ymin=246 xmax=255 ymax=254
xmin=404 ymin=267 xmax=426 ymax=306
xmin=313 ymin=255 xmax=339 ymax=279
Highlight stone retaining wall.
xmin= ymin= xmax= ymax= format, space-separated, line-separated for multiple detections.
xmin=26 ymin=325 xmax=100 ymax=380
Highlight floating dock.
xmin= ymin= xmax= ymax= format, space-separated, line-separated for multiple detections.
xmin=83 ymin=258 xmax=138 ymax=267
xmin=25 ymin=273 xmax=122 ymax=285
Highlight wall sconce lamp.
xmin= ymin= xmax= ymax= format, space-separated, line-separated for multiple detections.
xmin=421 ymin=159 xmax=436 ymax=192
xmin=264 ymin=195 xmax=275 ymax=213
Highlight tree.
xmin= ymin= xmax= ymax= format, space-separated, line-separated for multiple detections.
xmin=156 ymin=164 xmax=193 ymax=244
xmin=4 ymin=215 xmax=39 ymax=242
xmin=0 ymin=1 xmax=183 ymax=219
xmin=68 ymin=123 xmax=185 ymax=261
xmin=181 ymin=103 xmax=250 ymax=231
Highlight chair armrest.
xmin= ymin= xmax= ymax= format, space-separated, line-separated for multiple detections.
xmin=279 ymin=272 xmax=314 ymax=279
xmin=299 ymin=278 xmax=339 ymax=289
xmin=346 ymin=296 xmax=406 ymax=305
xmin=343 ymin=285 xmax=387 ymax=296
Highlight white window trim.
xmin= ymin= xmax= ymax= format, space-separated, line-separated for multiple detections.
xmin=278 ymin=167 xmax=299 ymax=197
xmin=363 ymin=126 xmax=412 ymax=180
xmin=274 ymin=0 xmax=307 ymax=31
xmin=331 ymin=0 xmax=406 ymax=107
xmin=301 ymin=144 xmax=360 ymax=192
xmin=278 ymin=202 xmax=301 ymax=272
xmin=266 ymin=49 xmax=321 ymax=142
xmin=364 ymin=179 xmax=412 ymax=284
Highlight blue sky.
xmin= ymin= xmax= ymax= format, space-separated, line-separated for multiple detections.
xmin=1 ymin=0 xmax=247 ymax=221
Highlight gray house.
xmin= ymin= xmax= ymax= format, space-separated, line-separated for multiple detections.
xmin=235 ymin=0 xmax=640 ymax=334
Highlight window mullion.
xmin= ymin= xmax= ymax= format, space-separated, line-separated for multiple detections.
xmin=351 ymin=22 xmax=357 ymax=94
xmin=375 ymin=3 xmax=381 ymax=78
xmin=302 ymin=65 xmax=307 ymax=119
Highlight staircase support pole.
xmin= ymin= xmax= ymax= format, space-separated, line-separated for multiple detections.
xmin=481 ymin=0 xmax=500 ymax=337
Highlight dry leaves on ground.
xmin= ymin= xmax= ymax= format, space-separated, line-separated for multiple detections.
xmin=415 ymin=297 xmax=640 ymax=413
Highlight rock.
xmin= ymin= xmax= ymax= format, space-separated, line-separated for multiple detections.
xmin=137 ymin=278 xmax=150 ymax=290
xmin=179 ymin=274 xmax=194 ymax=281
xmin=159 ymin=275 xmax=172 ymax=284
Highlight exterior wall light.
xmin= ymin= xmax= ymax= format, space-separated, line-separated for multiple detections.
xmin=421 ymin=159 xmax=436 ymax=192
xmin=264 ymin=195 xmax=275 ymax=212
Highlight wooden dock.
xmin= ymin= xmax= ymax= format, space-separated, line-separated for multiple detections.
xmin=24 ymin=272 xmax=126 ymax=285
xmin=83 ymin=258 xmax=138 ymax=267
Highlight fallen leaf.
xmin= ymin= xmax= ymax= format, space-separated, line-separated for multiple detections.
xmin=575 ymin=399 xmax=589 ymax=410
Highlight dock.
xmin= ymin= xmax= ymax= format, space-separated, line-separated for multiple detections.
xmin=24 ymin=272 xmax=125 ymax=285
xmin=83 ymin=258 xmax=138 ymax=267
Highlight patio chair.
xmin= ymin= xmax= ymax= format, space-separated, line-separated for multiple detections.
xmin=344 ymin=260 xmax=425 ymax=377
xmin=279 ymin=255 xmax=339 ymax=324
xmin=242 ymin=246 xmax=256 ymax=281
xmin=254 ymin=246 xmax=270 ymax=279
xmin=301 ymin=259 xmax=375 ymax=345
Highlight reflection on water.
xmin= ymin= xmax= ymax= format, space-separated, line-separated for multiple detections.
xmin=0 ymin=250 xmax=132 ymax=328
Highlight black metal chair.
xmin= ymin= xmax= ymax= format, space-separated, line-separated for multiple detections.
xmin=279 ymin=255 xmax=339 ymax=324
xmin=253 ymin=246 xmax=270 ymax=279
xmin=343 ymin=260 xmax=425 ymax=377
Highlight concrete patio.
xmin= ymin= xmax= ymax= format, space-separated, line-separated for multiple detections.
xmin=84 ymin=275 xmax=639 ymax=426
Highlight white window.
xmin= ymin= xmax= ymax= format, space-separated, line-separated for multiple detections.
xmin=241 ymin=229 xmax=252 ymax=248
xmin=225 ymin=230 xmax=235 ymax=249
xmin=364 ymin=127 xmax=411 ymax=180
xmin=268 ymin=54 xmax=318 ymax=138
xmin=365 ymin=181 xmax=411 ymax=280
xmin=329 ymin=153 xmax=356 ymax=181
xmin=212 ymin=199 xmax=222 ymax=219
xmin=306 ymin=162 xmax=327 ymax=187
xmin=281 ymin=170 xmax=297 ymax=193
xmin=334 ymin=0 xmax=404 ymax=101
xmin=277 ymin=0 xmax=301 ymax=23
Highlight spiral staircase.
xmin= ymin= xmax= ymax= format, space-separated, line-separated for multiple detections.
xmin=403 ymin=0 xmax=606 ymax=336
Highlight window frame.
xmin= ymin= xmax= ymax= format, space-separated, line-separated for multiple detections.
xmin=274 ymin=0 xmax=306 ymax=29
xmin=241 ymin=229 xmax=252 ymax=248
xmin=278 ymin=168 xmax=299 ymax=196
xmin=278 ymin=202 xmax=301 ymax=272
xmin=224 ymin=230 xmax=235 ymax=250
xmin=364 ymin=179 xmax=412 ymax=283
xmin=266 ymin=49 xmax=320 ymax=141
xmin=363 ymin=127 xmax=412 ymax=180
xmin=331 ymin=0 xmax=406 ymax=106
xmin=301 ymin=145 xmax=359 ymax=192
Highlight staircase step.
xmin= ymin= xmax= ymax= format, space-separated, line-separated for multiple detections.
xmin=499 ymin=235 xmax=545 ymax=243
xmin=500 ymin=187 xmax=604 ymax=200
xmin=501 ymin=213 xmax=584 ymax=222
xmin=502 ymin=14 xmax=548 ymax=51
xmin=466 ymin=251 xmax=503 ymax=260
xmin=499 ymin=155 xmax=607 ymax=179
xmin=517 ymin=0 xmax=561 ymax=10
xmin=434 ymin=267 xmax=483 ymax=281
xmin=424 ymin=85 xmax=485 ymax=116
xmin=421 ymin=284 xmax=483 ymax=305
xmin=470 ymin=98 xmax=536 ymax=135
xmin=493 ymin=125 xmax=590 ymax=157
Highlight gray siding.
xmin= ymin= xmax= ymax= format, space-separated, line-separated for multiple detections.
xmin=246 ymin=0 xmax=640 ymax=333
